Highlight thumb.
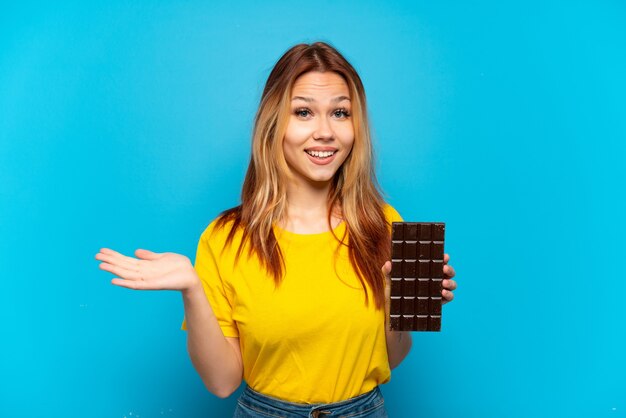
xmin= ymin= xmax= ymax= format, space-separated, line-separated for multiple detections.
xmin=135 ymin=249 xmax=160 ymax=260
xmin=381 ymin=260 xmax=392 ymax=276
xmin=381 ymin=261 xmax=391 ymax=291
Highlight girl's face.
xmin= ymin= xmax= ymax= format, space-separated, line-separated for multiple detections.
xmin=283 ymin=71 xmax=354 ymax=188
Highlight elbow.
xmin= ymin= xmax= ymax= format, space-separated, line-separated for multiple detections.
xmin=207 ymin=380 xmax=241 ymax=399
xmin=212 ymin=388 xmax=234 ymax=399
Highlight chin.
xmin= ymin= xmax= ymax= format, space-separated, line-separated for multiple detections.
xmin=288 ymin=164 xmax=341 ymax=187
xmin=307 ymin=170 xmax=339 ymax=184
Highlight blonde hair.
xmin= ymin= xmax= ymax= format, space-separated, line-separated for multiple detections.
xmin=217 ymin=42 xmax=390 ymax=309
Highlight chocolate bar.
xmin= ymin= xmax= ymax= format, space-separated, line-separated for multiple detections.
xmin=389 ymin=222 xmax=445 ymax=331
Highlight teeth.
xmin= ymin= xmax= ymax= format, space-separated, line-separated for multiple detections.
xmin=306 ymin=150 xmax=336 ymax=158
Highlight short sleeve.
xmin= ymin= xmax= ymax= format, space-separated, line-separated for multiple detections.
xmin=383 ymin=203 xmax=404 ymax=225
xmin=181 ymin=222 xmax=239 ymax=338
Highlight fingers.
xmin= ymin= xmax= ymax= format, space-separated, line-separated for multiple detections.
xmin=442 ymin=255 xmax=456 ymax=305
xmin=442 ymin=279 xmax=457 ymax=291
xmin=135 ymin=249 xmax=160 ymax=260
xmin=96 ymin=248 xmax=139 ymax=271
xmin=98 ymin=261 xmax=141 ymax=281
xmin=99 ymin=248 xmax=133 ymax=260
xmin=96 ymin=247 xmax=163 ymax=291
xmin=442 ymin=289 xmax=454 ymax=304
xmin=442 ymin=278 xmax=457 ymax=305
xmin=444 ymin=264 xmax=456 ymax=278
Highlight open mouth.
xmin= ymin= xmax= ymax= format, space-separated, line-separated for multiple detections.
xmin=304 ymin=150 xmax=337 ymax=159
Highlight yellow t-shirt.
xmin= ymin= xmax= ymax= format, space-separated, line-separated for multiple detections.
xmin=183 ymin=204 xmax=403 ymax=403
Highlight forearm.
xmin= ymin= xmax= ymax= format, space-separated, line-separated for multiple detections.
xmin=182 ymin=281 xmax=242 ymax=398
xmin=386 ymin=329 xmax=412 ymax=369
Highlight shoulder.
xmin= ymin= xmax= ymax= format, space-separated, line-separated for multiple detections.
xmin=198 ymin=208 xmax=243 ymax=249
xmin=382 ymin=203 xmax=404 ymax=223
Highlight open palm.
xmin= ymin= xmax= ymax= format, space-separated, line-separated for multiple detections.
xmin=95 ymin=248 xmax=197 ymax=291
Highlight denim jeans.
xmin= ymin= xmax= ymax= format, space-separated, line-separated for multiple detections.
xmin=233 ymin=385 xmax=388 ymax=418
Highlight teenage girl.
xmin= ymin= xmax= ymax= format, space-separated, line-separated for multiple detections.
xmin=96 ymin=42 xmax=457 ymax=418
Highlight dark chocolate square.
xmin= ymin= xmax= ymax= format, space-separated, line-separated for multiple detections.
xmin=392 ymin=241 xmax=404 ymax=259
xmin=391 ymin=278 xmax=402 ymax=294
xmin=402 ymin=278 xmax=416 ymax=296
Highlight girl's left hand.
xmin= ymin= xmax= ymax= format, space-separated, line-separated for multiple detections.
xmin=442 ymin=253 xmax=457 ymax=305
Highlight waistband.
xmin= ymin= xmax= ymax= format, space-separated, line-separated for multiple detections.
xmin=238 ymin=385 xmax=385 ymax=417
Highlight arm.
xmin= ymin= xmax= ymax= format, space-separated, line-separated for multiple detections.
xmin=96 ymin=248 xmax=243 ymax=398
xmin=386 ymin=329 xmax=412 ymax=369
xmin=182 ymin=279 xmax=243 ymax=398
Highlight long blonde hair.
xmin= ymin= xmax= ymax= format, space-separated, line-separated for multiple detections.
xmin=216 ymin=42 xmax=390 ymax=309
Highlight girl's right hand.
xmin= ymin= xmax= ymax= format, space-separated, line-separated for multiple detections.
xmin=95 ymin=248 xmax=200 ymax=292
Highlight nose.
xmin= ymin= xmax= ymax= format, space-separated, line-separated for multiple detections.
xmin=313 ymin=115 xmax=334 ymax=141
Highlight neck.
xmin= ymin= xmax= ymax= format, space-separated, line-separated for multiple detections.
xmin=281 ymin=178 xmax=341 ymax=233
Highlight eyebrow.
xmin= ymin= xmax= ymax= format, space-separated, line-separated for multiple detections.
xmin=291 ymin=95 xmax=351 ymax=103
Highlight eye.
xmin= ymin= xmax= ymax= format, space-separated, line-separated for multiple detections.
xmin=333 ymin=108 xmax=351 ymax=119
xmin=294 ymin=108 xmax=312 ymax=118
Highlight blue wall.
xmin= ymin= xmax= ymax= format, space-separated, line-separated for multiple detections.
xmin=1 ymin=1 xmax=624 ymax=417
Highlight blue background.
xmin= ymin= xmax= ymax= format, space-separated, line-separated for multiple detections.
xmin=1 ymin=1 xmax=625 ymax=417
